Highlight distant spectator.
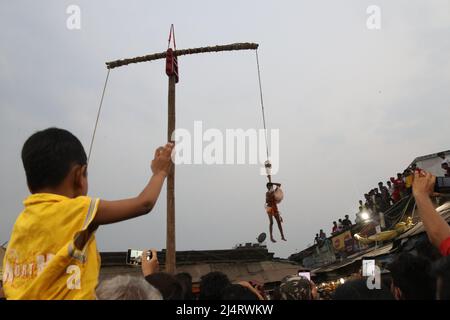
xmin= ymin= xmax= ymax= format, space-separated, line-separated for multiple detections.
xmin=342 ymin=215 xmax=352 ymax=229
xmin=314 ymin=233 xmax=320 ymax=245
xmin=391 ymin=177 xmax=400 ymax=203
xmin=374 ymin=193 xmax=384 ymax=213
xmin=332 ymin=221 xmax=338 ymax=234
xmin=358 ymin=200 xmax=365 ymax=212
xmin=337 ymin=219 xmax=344 ymax=232
xmin=355 ymin=213 xmax=362 ymax=225
xmin=433 ymin=256 xmax=450 ymax=300
xmin=438 ymin=152 xmax=449 ymax=166
xmin=364 ymin=193 xmax=373 ymax=212
xmin=97 ymin=275 xmax=162 ymax=300
xmin=319 ymin=229 xmax=326 ymax=239
xmin=379 ymin=182 xmax=391 ymax=207
xmin=369 ymin=190 xmax=377 ymax=210
xmin=176 ymin=272 xmax=195 ymax=300
xmin=442 ymin=162 xmax=450 ymax=177
xmin=332 ymin=278 xmax=394 ymax=300
xmin=278 ymin=275 xmax=316 ymax=300
xmin=395 ymin=173 xmax=406 ymax=198
xmin=387 ymin=180 xmax=394 ymax=198
xmin=199 ymin=272 xmax=231 ymax=300
xmin=222 ymin=284 xmax=259 ymax=300
xmin=387 ymin=253 xmax=434 ymax=300
xmin=403 ymin=169 xmax=413 ymax=195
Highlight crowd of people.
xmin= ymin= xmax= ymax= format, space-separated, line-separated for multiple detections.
xmin=92 ymin=248 xmax=450 ymax=300
xmin=0 ymin=128 xmax=449 ymax=300
xmin=96 ymin=170 xmax=450 ymax=301
xmin=313 ymin=153 xmax=450 ymax=244
xmin=356 ymin=170 xmax=414 ymax=222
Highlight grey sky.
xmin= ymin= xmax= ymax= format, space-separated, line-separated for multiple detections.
xmin=1 ymin=1 xmax=449 ymax=258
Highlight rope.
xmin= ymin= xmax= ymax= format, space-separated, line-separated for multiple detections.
xmin=87 ymin=69 xmax=111 ymax=165
xmin=255 ymin=49 xmax=270 ymax=161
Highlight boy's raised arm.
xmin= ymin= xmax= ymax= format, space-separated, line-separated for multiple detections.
xmin=92 ymin=143 xmax=174 ymax=226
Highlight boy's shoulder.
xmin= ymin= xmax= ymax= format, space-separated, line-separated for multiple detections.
xmin=23 ymin=193 xmax=92 ymax=207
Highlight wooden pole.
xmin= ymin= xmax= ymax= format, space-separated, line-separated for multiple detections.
xmin=103 ymin=41 xmax=259 ymax=274
xmin=166 ymin=75 xmax=176 ymax=273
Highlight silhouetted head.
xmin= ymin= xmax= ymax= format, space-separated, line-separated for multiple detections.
xmin=387 ymin=253 xmax=434 ymax=300
xmin=433 ymin=256 xmax=450 ymax=300
xmin=332 ymin=278 xmax=394 ymax=300
xmin=145 ymin=272 xmax=184 ymax=300
xmin=222 ymin=284 xmax=259 ymax=300
xmin=199 ymin=272 xmax=231 ymax=300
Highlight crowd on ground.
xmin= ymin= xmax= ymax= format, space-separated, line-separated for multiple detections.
xmin=92 ymin=251 xmax=450 ymax=300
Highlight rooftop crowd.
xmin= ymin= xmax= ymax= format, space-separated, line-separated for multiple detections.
xmin=311 ymin=152 xmax=450 ymax=245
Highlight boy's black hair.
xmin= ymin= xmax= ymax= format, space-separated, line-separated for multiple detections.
xmin=21 ymin=128 xmax=87 ymax=192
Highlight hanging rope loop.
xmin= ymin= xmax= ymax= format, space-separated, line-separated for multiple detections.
xmin=168 ymin=24 xmax=177 ymax=50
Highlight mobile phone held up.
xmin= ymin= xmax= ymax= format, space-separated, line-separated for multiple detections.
xmin=435 ymin=177 xmax=450 ymax=194
xmin=126 ymin=249 xmax=153 ymax=266
xmin=298 ymin=272 xmax=311 ymax=280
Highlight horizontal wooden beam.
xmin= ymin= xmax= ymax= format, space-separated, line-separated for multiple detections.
xmin=105 ymin=42 xmax=259 ymax=69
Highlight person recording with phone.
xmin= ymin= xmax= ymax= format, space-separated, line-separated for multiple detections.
xmin=140 ymin=249 xmax=184 ymax=300
xmin=412 ymin=170 xmax=450 ymax=256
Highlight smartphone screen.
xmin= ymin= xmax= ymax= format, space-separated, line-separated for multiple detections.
xmin=362 ymin=259 xmax=376 ymax=276
xmin=126 ymin=249 xmax=143 ymax=265
xmin=298 ymin=272 xmax=311 ymax=280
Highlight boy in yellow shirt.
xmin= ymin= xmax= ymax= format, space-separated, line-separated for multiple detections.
xmin=2 ymin=128 xmax=173 ymax=299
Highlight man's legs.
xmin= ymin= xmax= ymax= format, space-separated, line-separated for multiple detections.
xmin=268 ymin=214 xmax=276 ymax=242
xmin=275 ymin=215 xmax=286 ymax=241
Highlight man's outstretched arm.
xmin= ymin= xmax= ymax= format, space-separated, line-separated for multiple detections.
xmin=413 ymin=171 xmax=450 ymax=251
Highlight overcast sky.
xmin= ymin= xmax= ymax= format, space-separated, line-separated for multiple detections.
xmin=1 ymin=1 xmax=449 ymax=258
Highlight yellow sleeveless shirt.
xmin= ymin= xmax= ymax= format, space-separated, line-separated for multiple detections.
xmin=2 ymin=194 xmax=101 ymax=299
